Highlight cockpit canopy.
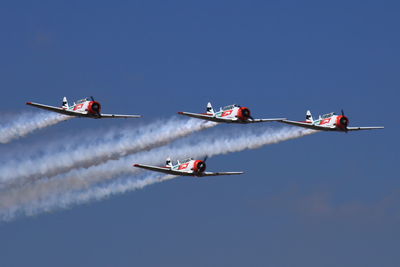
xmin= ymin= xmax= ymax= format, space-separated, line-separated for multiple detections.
xmin=321 ymin=112 xmax=335 ymax=119
xmin=222 ymin=104 xmax=239 ymax=111
xmin=76 ymin=98 xmax=90 ymax=104
xmin=180 ymin=158 xmax=193 ymax=163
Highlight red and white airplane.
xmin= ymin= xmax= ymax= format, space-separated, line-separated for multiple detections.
xmin=134 ymin=157 xmax=244 ymax=177
xmin=26 ymin=96 xmax=141 ymax=119
xmin=178 ymin=102 xmax=285 ymax=123
xmin=279 ymin=110 xmax=384 ymax=132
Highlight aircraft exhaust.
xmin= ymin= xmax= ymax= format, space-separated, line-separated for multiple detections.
xmin=0 ymin=112 xmax=71 ymax=144
xmin=0 ymin=125 xmax=317 ymax=222
xmin=0 ymin=118 xmax=216 ymax=187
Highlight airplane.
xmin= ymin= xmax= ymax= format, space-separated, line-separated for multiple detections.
xmin=26 ymin=96 xmax=141 ymax=119
xmin=134 ymin=156 xmax=244 ymax=177
xmin=278 ymin=110 xmax=384 ymax=132
xmin=178 ymin=102 xmax=286 ymax=123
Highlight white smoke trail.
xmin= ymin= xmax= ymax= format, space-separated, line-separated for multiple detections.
xmin=1 ymin=173 xmax=177 ymax=220
xmin=0 ymin=112 xmax=71 ymax=144
xmin=0 ymin=126 xmax=317 ymax=221
xmin=59 ymin=174 xmax=178 ymax=207
xmin=0 ymin=118 xmax=216 ymax=186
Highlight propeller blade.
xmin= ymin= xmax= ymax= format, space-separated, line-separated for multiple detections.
xmin=203 ymin=155 xmax=208 ymax=162
xmin=90 ymin=96 xmax=95 ymax=101
xmin=249 ymin=115 xmax=255 ymax=121
xmin=341 ymin=109 xmax=345 ymax=116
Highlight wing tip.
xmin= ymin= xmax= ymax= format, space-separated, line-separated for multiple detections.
xmin=26 ymin=102 xmax=32 ymax=105
xmin=133 ymin=164 xmax=140 ymax=167
xmin=177 ymin=112 xmax=184 ymax=115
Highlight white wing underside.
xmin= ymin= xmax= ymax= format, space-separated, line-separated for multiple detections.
xmin=346 ymin=126 xmax=385 ymax=131
xmin=134 ymin=164 xmax=243 ymax=177
xmin=279 ymin=120 xmax=384 ymax=131
xmin=98 ymin=114 xmax=142 ymax=118
xmin=26 ymin=102 xmax=141 ymax=119
xmin=178 ymin=112 xmax=285 ymax=123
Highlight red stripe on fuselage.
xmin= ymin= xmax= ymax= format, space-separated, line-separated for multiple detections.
xmin=221 ymin=110 xmax=233 ymax=117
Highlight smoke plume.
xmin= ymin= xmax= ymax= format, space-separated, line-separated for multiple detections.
xmin=0 ymin=118 xmax=216 ymax=186
xmin=0 ymin=126 xmax=317 ymax=221
xmin=0 ymin=112 xmax=70 ymax=144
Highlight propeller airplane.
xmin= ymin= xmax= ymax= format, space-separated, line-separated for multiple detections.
xmin=134 ymin=156 xmax=244 ymax=177
xmin=26 ymin=96 xmax=141 ymax=119
xmin=278 ymin=110 xmax=384 ymax=132
xmin=178 ymin=102 xmax=285 ymax=124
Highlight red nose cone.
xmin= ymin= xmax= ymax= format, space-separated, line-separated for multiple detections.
xmin=88 ymin=101 xmax=102 ymax=114
xmin=237 ymin=107 xmax=251 ymax=120
xmin=336 ymin=115 xmax=349 ymax=129
xmin=193 ymin=160 xmax=206 ymax=173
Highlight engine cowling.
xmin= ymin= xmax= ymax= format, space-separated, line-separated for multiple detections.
xmin=193 ymin=160 xmax=206 ymax=173
xmin=88 ymin=101 xmax=102 ymax=115
xmin=237 ymin=107 xmax=251 ymax=121
xmin=336 ymin=115 xmax=349 ymax=130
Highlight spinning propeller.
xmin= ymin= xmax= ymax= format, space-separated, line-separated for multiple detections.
xmin=340 ymin=109 xmax=349 ymax=132
xmin=89 ymin=96 xmax=101 ymax=116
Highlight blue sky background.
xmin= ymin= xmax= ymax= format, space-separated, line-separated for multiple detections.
xmin=0 ymin=1 xmax=399 ymax=266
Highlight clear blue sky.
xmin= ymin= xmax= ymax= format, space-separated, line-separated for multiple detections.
xmin=0 ymin=1 xmax=399 ymax=266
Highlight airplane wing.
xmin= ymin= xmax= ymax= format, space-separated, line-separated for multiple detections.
xmin=178 ymin=112 xmax=285 ymax=123
xmin=278 ymin=120 xmax=328 ymax=131
xmin=26 ymin=102 xmax=84 ymax=117
xmin=247 ymin=118 xmax=287 ymax=123
xmin=134 ymin=164 xmax=192 ymax=176
xmin=280 ymin=120 xmax=384 ymax=132
xmin=27 ymin=102 xmax=141 ymax=119
xmin=177 ymin=112 xmax=225 ymax=123
xmin=99 ymin=113 xmax=141 ymax=119
xmin=346 ymin=126 xmax=384 ymax=131
xmin=200 ymin=171 xmax=244 ymax=176
xmin=134 ymin=164 xmax=243 ymax=177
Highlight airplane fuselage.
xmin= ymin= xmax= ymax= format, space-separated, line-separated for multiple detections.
xmin=64 ymin=98 xmax=102 ymax=117
xmin=308 ymin=113 xmax=349 ymax=131
xmin=169 ymin=158 xmax=206 ymax=176
xmin=210 ymin=104 xmax=252 ymax=122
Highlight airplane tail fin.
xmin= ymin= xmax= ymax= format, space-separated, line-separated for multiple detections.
xmin=306 ymin=110 xmax=314 ymax=122
xmin=206 ymin=102 xmax=215 ymax=115
xmin=165 ymin=157 xmax=172 ymax=168
xmin=62 ymin=97 xmax=69 ymax=109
